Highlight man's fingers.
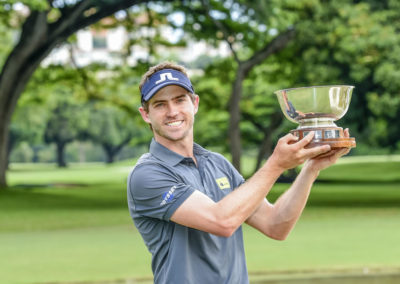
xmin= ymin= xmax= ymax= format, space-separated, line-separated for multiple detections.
xmin=314 ymin=147 xmax=350 ymax=160
xmin=338 ymin=147 xmax=351 ymax=157
xmin=344 ymin=128 xmax=350 ymax=138
xmin=313 ymin=149 xmax=336 ymax=159
xmin=281 ymin=133 xmax=299 ymax=144
xmin=332 ymin=147 xmax=350 ymax=157
xmin=304 ymin=144 xmax=331 ymax=158
xmin=296 ymin=131 xmax=315 ymax=148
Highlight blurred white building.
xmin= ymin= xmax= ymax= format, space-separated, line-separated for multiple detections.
xmin=42 ymin=21 xmax=230 ymax=68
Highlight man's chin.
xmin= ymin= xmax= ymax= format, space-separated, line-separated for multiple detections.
xmin=155 ymin=132 xmax=186 ymax=143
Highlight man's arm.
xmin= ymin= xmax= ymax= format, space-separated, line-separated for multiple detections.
xmin=246 ymin=130 xmax=351 ymax=240
xmin=170 ymin=131 xmax=333 ymax=237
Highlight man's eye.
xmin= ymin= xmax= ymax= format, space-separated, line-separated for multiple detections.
xmin=154 ymin=103 xmax=164 ymax=108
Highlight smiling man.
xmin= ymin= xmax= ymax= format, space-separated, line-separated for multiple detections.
xmin=127 ymin=62 xmax=350 ymax=284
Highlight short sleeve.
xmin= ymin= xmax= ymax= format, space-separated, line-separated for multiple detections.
xmin=128 ymin=162 xmax=195 ymax=221
xmin=214 ymin=152 xmax=245 ymax=189
xmin=229 ymin=162 xmax=245 ymax=188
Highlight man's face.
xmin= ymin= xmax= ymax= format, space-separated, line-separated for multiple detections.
xmin=139 ymin=85 xmax=199 ymax=145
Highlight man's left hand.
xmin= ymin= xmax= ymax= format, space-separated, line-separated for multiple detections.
xmin=305 ymin=128 xmax=352 ymax=172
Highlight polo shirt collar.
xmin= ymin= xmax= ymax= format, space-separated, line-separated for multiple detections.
xmin=149 ymin=139 xmax=208 ymax=166
xmin=193 ymin=142 xmax=209 ymax=157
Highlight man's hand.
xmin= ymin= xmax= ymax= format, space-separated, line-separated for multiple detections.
xmin=268 ymin=131 xmax=331 ymax=172
xmin=304 ymin=128 xmax=351 ymax=172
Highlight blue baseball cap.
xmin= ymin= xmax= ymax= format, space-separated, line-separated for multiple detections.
xmin=140 ymin=69 xmax=195 ymax=102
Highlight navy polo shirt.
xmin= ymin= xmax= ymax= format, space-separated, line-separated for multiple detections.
xmin=127 ymin=139 xmax=248 ymax=284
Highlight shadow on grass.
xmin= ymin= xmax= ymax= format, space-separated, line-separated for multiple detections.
xmin=248 ymin=267 xmax=400 ymax=284
xmin=306 ymin=200 xmax=400 ymax=208
xmin=270 ymin=181 xmax=400 ymax=208
xmin=0 ymin=186 xmax=127 ymax=210
xmin=12 ymin=183 xmax=89 ymax=188
xmin=35 ymin=271 xmax=400 ymax=284
xmin=316 ymin=179 xmax=400 ymax=184
xmin=251 ymin=274 xmax=400 ymax=284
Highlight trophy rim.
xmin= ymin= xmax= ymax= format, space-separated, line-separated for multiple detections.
xmin=274 ymin=85 xmax=355 ymax=94
xmin=274 ymin=84 xmax=355 ymax=124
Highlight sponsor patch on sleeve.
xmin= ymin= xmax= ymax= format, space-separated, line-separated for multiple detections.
xmin=160 ymin=186 xmax=176 ymax=206
xmin=215 ymin=177 xmax=230 ymax=190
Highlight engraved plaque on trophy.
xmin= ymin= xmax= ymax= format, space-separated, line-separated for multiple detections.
xmin=274 ymin=85 xmax=356 ymax=149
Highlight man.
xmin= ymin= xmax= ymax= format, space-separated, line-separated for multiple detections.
xmin=127 ymin=61 xmax=350 ymax=283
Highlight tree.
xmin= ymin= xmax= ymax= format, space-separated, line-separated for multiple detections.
xmin=22 ymin=62 xmax=87 ymax=167
xmin=44 ymin=99 xmax=84 ymax=167
xmin=285 ymin=0 xmax=400 ymax=152
xmin=8 ymin=103 xmax=47 ymax=167
xmin=182 ymin=0 xmax=400 ymax=173
xmin=178 ymin=0 xmax=300 ymax=171
xmin=8 ymin=63 xmax=72 ymax=165
xmin=84 ymin=104 xmax=147 ymax=163
xmin=0 ymin=0 xmax=174 ymax=188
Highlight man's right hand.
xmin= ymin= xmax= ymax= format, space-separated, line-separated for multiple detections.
xmin=268 ymin=131 xmax=331 ymax=172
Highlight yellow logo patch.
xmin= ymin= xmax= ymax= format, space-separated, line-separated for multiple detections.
xmin=215 ymin=177 xmax=230 ymax=190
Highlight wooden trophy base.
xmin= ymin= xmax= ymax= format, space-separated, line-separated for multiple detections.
xmin=290 ymin=127 xmax=356 ymax=149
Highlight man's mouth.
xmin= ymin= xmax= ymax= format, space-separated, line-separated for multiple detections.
xmin=166 ymin=120 xmax=183 ymax=127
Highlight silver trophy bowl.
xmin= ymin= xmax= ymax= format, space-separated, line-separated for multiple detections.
xmin=274 ymin=85 xmax=356 ymax=149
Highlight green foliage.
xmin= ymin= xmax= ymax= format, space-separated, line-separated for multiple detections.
xmin=0 ymin=23 xmax=14 ymax=67
xmin=185 ymin=0 xmax=399 ymax=155
xmin=13 ymin=59 xmax=151 ymax=164
xmin=193 ymin=57 xmax=234 ymax=151
xmin=87 ymin=105 xmax=129 ymax=145
xmin=9 ymin=105 xmax=46 ymax=150
xmin=5 ymin=0 xmax=400 ymax=168
xmin=44 ymin=97 xmax=86 ymax=146
xmin=84 ymin=103 xmax=149 ymax=162
xmin=0 ymin=0 xmax=49 ymax=10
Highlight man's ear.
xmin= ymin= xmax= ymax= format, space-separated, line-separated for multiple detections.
xmin=139 ymin=106 xmax=151 ymax=124
xmin=194 ymin=95 xmax=200 ymax=114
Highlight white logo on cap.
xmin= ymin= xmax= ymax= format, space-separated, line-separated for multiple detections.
xmin=155 ymin=72 xmax=179 ymax=84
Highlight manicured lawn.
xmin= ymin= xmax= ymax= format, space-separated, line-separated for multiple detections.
xmin=1 ymin=157 xmax=400 ymax=283
xmin=317 ymin=158 xmax=400 ymax=182
xmin=0 ymin=225 xmax=152 ymax=283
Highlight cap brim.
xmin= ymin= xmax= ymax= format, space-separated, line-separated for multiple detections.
xmin=142 ymin=82 xmax=194 ymax=102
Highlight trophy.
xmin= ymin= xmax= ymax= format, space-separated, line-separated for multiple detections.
xmin=274 ymin=85 xmax=356 ymax=149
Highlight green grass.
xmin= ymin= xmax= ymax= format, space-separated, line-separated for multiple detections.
xmin=1 ymin=156 xmax=400 ymax=283
xmin=318 ymin=161 xmax=400 ymax=183
xmin=246 ymin=184 xmax=400 ymax=271
xmin=7 ymin=161 xmax=133 ymax=185
xmin=1 ymin=226 xmax=152 ymax=283
xmin=245 ymin=207 xmax=400 ymax=271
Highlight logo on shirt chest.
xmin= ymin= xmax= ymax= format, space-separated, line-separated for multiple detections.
xmin=215 ymin=177 xmax=230 ymax=190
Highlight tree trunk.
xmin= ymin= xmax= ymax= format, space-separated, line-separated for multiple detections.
xmin=228 ymin=67 xmax=245 ymax=172
xmin=254 ymin=112 xmax=283 ymax=172
xmin=0 ymin=12 xmax=56 ymax=187
xmin=0 ymin=0 xmax=157 ymax=188
xmin=226 ymin=29 xmax=296 ymax=174
xmin=254 ymin=134 xmax=273 ymax=172
xmin=102 ymin=137 xmax=132 ymax=164
xmin=277 ymin=168 xmax=297 ymax=183
xmin=105 ymin=149 xmax=115 ymax=164
xmin=102 ymin=145 xmax=116 ymax=164
xmin=5 ymin=129 xmax=15 ymax=171
xmin=56 ymin=142 xmax=67 ymax=168
xmin=31 ymin=146 xmax=41 ymax=163
xmin=0 ymin=124 xmax=8 ymax=187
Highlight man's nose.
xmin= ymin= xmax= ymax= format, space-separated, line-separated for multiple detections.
xmin=166 ymin=102 xmax=179 ymax=116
